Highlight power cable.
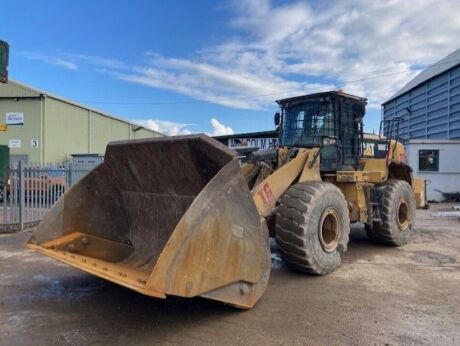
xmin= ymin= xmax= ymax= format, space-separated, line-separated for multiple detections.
xmin=76 ymin=56 xmax=460 ymax=106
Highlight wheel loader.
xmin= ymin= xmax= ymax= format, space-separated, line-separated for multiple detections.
xmin=28 ymin=91 xmax=425 ymax=309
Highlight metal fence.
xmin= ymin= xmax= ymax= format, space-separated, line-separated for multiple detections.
xmin=0 ymin=161 xmax=96 ymax=233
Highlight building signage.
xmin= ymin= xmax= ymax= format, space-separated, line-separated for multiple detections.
xmin=6 ymin=112 xmax=24 ymax=125
xmin=8 ymin=139 xmax=21 ymax=148
xmin=229 ymin=137 xmax=279 ymax=150
xmin=31 ymin=139 xmax=39 ymax=148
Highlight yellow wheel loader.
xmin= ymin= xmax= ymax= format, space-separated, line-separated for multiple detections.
xmin=28 ymin=91 xmax=425 ymax=308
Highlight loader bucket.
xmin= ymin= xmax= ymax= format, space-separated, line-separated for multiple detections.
xmin=28 ymin=135 xmax=270 ymax=308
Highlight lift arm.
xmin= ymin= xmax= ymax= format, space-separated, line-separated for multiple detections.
xmin=251 ymin=148 xmax=321 ymax=217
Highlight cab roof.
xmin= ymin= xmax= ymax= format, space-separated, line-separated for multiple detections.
xmin=276 ymin=91 xmax=367 ymax=106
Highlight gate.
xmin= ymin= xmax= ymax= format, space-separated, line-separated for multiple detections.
xmin=0 ymin=161 xmax=95 ymax=233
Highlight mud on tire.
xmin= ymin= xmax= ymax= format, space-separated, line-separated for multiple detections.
xmin=366 ymin=179 xmax=416 ymax=246
xmin=275 ymin=181 xmax=350 ymax=275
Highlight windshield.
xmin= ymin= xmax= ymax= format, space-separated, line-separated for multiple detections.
xmin=280 ymin=101 xmax=336 ymax=147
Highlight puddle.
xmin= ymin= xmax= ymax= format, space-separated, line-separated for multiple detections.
xmin=412 ymin=250 xmax=456 ymax=266
xmin=38 ymin=277 xmax=105 ymax=299
xmin=269 ymin=238 xmax=286 ymax=270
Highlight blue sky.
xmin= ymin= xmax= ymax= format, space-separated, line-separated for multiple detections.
xmin=2 ymin=0 xmax=460 ymax=135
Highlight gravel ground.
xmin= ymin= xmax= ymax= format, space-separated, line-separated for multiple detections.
xmin=0 ymin=203 xmax=459 ymax=345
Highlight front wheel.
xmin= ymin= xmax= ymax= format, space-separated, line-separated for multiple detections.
xmin=275 ymin=181 xmax=350 ymax=275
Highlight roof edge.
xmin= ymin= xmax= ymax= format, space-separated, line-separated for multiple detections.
xmin=7 ymin=79 xmax=165 ymax=136
xmin=383 ymin=48 xmax=460 ymax=105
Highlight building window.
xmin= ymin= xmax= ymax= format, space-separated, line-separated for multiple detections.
xmin=419 ymin=150 xmax=439 ymax=172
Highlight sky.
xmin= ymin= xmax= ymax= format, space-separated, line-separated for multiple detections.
xmin=2 ymin=0 xmax=460 ymax=136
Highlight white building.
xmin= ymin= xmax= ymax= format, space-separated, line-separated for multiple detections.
xmin=405 ymin=140 xmax=460 ymax=201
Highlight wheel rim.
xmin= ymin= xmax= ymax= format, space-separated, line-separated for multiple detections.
xmin=397 ymin=197 xmax=410 ymax=231
xmin=318 ymin=208 xmax=341 ymax=253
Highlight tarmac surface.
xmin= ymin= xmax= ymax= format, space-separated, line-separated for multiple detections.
xmin=0 ymin=204 xmax=459 ymax=345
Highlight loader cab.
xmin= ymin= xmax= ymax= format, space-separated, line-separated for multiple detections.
xmin=276 ymin=91 xmax=367 ymax=171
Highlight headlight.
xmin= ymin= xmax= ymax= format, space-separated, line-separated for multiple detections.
xmin=322 ymin=137 xmax=336 ymax=146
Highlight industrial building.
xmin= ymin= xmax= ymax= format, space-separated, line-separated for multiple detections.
xmin=215 ymin=130 xmax=388 ymax=158
xmin=215 ymin=130 xmax=279 ymax=150
xmin=0 ymin=80 xmax=163 ymax=163
xmin=382 ymin=48 xmax=460 ymax=201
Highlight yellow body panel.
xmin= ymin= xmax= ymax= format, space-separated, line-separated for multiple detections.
xmin=388 ymin=140 xmax=407 ymax=164
xmin=335 ymin=182 xmax=369 ymax=223
xmin=412 ymin=177 xmax=426 ymax=208
xmin=252 ymin=149 xmax=309 ymax=217
xmin=363 ymin=158 xmax=388 ymax=177
xmin=336 ymin=170 xmax=386 ymax=184
xmin=299 ymin=148 xmax=321 ymax=182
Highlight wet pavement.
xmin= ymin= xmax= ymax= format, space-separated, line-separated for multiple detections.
xmin=0 ymin=204 xmax=459 ymax=345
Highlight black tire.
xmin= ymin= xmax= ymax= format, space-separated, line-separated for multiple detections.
xmin=366 ymin=180 xmax=416 ymax=246
xmin=275 ymin=181 xmax=350 ymax=275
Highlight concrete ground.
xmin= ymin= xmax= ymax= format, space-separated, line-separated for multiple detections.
xmin=0 ymin=204 xmax=459 ymax=346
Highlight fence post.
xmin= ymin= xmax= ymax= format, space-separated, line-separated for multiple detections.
xmin=65 ymin=161 xmax=72 ymax=190
xmin=2 ymin=159 xmax=7 ymax=219
xmin=18 ymin=161 xmax=25 ymax=231
xmin=1 ymin=182 xmax=5 ymax=225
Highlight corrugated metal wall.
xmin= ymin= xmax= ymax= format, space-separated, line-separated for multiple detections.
xmin=44 ymin=97 xmax=163 ymax=162
xmin=383 ymin=64 xmax=460 ymax=140
xmin=45 ymin=98 xmax=89 ymax=160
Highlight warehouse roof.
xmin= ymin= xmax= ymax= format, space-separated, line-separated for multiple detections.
xmin=214 ymin=130 xmax=383 ymax=140
xmin=0 ymin=80 xmax=164 ymax=136
xmin=214 ymin=130 xmax=279 ymax=140
xmin=384 ymin=48 xmax=460 ymax=105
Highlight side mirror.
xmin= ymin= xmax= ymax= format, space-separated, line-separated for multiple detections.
xmin=274 ymin=112 xmax=280 ymax=126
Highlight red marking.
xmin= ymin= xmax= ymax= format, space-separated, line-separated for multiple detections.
xmin=263 ymin=183 xmax=273 ymax=200
xmin=258 ymin=190 xmax=267 ymax=206
xmin=258 ymin=183 xmax=273 ymax=207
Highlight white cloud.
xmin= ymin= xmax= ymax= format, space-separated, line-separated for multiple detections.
xmin=19 ymin=51 xmax=77 ymax=70
xmin=21 ymin=0 xmax=460 ymax=112
xmin=115 ymin=65 xmax=333 ymax=110
xmin=134 ymin=119 xmax=193 ymax=136
xmin=116 ymin=0 xmax=460 ymax=110
xmin=66 ymin=53 xmax=130 ymax=70
xmin=209 ymin=118 xmax=234 ymax=136
xmin=231 ymin=0 xmax=313 ymax=44
xmin=220 ymin=0 xmax=460 ymax=108
xmin=134 ymin=117 xmax=234 ymax=137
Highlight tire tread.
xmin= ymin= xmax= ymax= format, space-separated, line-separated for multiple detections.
xmin=275 ymin=181 xmax=350 ymax=275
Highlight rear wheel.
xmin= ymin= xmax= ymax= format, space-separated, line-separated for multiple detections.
xmin=366 ymin=180 xmax=416 ymax=246
xmin=275 ymin=181 xmax=350 ymax=275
